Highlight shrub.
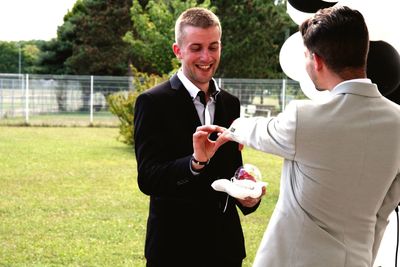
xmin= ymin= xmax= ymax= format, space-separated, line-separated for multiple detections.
xmin=107 ymin=67 xmax=169 ymax=145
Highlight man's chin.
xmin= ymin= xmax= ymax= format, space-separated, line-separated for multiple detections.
xmin=196 ymin=73 xmax=214 ymax=83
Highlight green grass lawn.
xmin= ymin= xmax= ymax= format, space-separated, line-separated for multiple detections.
xmin=0 ymin=112 xmax=119 ymax=127
xmin=0 ymin=127 xmax=282 ymax=266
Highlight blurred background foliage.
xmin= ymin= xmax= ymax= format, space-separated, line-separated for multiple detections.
xmin=0 ymin=0 xmax=296 ymax=79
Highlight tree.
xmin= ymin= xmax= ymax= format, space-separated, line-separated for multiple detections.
xmin=213 ymin=0 xmax=297 ymax=78
xmin=22 ymin=43 xmax=42 ymax=74
xmin=36 ymin=0 xmax=83 ymax=75
xmin=36 ymin=38 xmax=72 ymax=75
xmin=30 ymin=0 xmax=296 ymax=79
xmin=0 ymin=41 xmax=43 ymax=74
xmin=36 ymin=0 xmax=132 ymax=76
xmin=0 ymin=42 xmax=20 ymax=73
xmin=124 ymin=0 xmax=295 ymax=78
xmin=124 ymin=0 xmax=213 ymax=75
xmin=65 ymin=0 xmax=133 ymax=75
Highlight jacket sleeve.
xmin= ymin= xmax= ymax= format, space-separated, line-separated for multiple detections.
xmin=228 ymin=101 xmax=297 ymax=160
xmin=134 ymin=92 xmax=202 ymax=196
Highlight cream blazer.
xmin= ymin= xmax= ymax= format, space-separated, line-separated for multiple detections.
xmin=229 ymin=81 xmax=400 ymax=267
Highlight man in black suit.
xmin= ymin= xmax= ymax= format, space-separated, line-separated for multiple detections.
xmin=134 ymin=7 xmax=263 ymax=267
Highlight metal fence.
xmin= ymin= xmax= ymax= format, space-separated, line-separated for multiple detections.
xmin=0 ymin=73 xmax=304 ymax=126
xmin=221 ymin=78 xmax=304 ymax=117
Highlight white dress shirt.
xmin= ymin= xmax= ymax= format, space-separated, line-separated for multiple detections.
xmin=177 ymin=69 xmax=220 ymax=125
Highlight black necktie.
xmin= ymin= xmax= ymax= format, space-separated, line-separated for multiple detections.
xmin=197 ymin=91 xmax=206 ymax=107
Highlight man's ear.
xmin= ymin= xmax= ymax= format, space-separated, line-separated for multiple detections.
xmin=313 ymin=53 xmax=324 ymax=71
xmin=172 ymin=43 xmax=182 ymax=59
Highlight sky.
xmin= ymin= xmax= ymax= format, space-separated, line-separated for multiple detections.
xmin=0 ymin=0 xmax=77 ymax=41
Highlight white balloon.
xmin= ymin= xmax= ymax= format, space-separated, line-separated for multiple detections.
xmin=279 ymin=31 xmax=332 ymax=102
xmin=279 ymin=32 xmax=307 ymax=81
xmin=286 ymin=1 xmax=314 ymax=25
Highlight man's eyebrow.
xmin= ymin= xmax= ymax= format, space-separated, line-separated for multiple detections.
xmin=210 ymin=41 xmax=220 ymax=45
xmin=188 ymin=41 xmax=220 ymax=47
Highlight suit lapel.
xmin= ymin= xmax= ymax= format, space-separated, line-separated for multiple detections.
xmin=169 ymin=74 xmax=233 ymax=129
xmin=214 ymin=91 xmax=231 ymax=127
xmin=169 ymin=74 xmax=202 ymax=128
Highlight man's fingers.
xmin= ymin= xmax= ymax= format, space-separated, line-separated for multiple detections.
xmin=237 ymin=197 xmax=259 ymax=208
xmin=214 ymin=130 xmax=232 ymax=148
xmin=196 ymin=125 xmax=226 ymax=134
xmin=193 ymin=130 xmax=211 ymax=139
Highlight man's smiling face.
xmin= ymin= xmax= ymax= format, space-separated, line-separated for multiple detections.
xmin=173 ymin=25 xmax=221 ymax=91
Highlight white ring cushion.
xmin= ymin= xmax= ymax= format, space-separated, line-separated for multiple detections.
xmin=211 ymin=178 xmax=267 ymax=199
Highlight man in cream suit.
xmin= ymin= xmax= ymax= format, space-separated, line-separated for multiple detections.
xmin=196 ymin=5 xmax=400 ymax=266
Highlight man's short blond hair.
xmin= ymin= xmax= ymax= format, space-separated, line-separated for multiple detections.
xmin=174 ymin=7 xmax=221 ymax=45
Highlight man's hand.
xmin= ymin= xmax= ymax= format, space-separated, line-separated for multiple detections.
xmin=214 ymin=126 xmax=235 ymax=150
xmin=236 ymin=186 xmax=266 ymax=207
xmin=192 ymin=125 xmax=226 ymax=162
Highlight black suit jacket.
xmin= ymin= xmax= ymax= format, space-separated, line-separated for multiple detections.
xmin=134 ymin=74 xmax=258 ymax=266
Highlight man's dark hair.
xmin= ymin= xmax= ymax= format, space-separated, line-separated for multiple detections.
xmin=300 ymin=5 xmax=369 ymax=74
xmin=175 ymin=7 xmax=221 ymax=46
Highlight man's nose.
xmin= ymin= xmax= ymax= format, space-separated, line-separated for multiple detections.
xmin=200 ymin=49 xmax=211 ymax=61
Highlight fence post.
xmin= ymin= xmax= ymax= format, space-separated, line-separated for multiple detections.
xmin=25 ymin=74 xmax=29 ymax=124
xmin=90 ymin=75 xmax=94 ymax=124
xmin=281 ymin=79 xmax=286 ymax=111
xmin=0 ymin=79 xmax=3 ymax=117
xmin=11 ymin=79 xmax=15 ymax=117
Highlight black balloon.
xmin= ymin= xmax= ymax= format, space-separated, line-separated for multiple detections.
xmin=385 ymin=84 xmax=400 ymax=105
xmin=367 ymin=41 xmax=400 ymax=96
xmin=288 ymin=0 xmax=337 ymax=13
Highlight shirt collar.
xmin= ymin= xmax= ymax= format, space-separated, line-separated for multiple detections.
xmin=334 ymin=78 xmax=372 ymax=89
xmin=177 ymin=69 xmax=220 ymax=100
xmin=330 ymin=78 xmax=381 ymax=98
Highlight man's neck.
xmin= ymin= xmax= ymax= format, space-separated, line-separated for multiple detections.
xmin=338 ymin=68 xmax=366 ymax=81
xmin=325 ymin=67 xmax=366 ymax=91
